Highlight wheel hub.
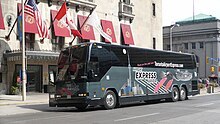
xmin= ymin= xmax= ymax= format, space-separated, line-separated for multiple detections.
xmin=106 ymin=94 xmax=114 ymax=106
xmin=180 ymin=89 xmax=186 ymax=99
xmin=173 ymin=90 xmax=178 ymax=100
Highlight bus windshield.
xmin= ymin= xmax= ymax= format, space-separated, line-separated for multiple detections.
xmin=57 ymin=46 xmax=88 ymax=82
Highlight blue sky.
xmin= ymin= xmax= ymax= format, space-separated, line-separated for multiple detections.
xmin=162 ymin=0 xmax=220 ymax=26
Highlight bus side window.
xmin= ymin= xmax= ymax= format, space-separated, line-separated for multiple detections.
xmin=88 ymin=57 xmax=99 ymax=80
xmin=111 ymin=47 xmax=128 ymax=66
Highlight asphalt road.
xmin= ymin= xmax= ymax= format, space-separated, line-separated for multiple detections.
xmin=1 ymin=94 xmax=220 ymax=124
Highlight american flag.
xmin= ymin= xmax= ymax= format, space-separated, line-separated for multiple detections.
xmin=24 ymin=0 xmax=49 ymax=38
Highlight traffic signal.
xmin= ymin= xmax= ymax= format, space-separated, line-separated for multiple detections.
xmin=206 ymin=56 xmax=209 ymax=64
xmin=47 ymin=0 xmax=52 ymax=7
xmin=210 ymin=66 xmax=214 ymax=73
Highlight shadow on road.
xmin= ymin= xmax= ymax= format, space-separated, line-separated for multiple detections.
xmin=16 ymin=99 xmax=180 ymax=113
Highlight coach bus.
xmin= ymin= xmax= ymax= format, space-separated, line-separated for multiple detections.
xmin=49 ymin=42 xmax=199 ymax=110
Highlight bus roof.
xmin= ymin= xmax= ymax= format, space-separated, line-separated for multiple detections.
xmin=67 ymin=42 xmax=195 ymax=56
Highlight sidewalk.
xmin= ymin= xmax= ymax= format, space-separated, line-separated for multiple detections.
xmin=0 ymin=92 xmax=49 ymax=106
xmin=0 ymin=93 xmax=49 ymax=116
xmin=199 ymin=86 xmax=220 ymax=96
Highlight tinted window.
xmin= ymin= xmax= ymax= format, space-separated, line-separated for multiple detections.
xmin=57 ymin=46 xmax=88 ymax=81
xmin=129 ymin=48 xmax=196 ymax=69
xmin=88 ymin=45 xmax=111 ymax=81
xmin=111 ymin=46 xmax=128 ymax=66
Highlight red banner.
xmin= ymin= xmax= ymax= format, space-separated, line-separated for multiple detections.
xmin=18 ymin=3 xmax=38 ymax=33
xmin=78 ymin=15 xmax=95 ymax=40
xmin=51 ymin=10 xmax=70 ymax=37
xmin=121 ymin=24 xmax=134 ymax=45
xmin=101 ymin=20 xmax=116 ymax=43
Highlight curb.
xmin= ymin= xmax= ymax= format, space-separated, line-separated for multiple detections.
xmin=0 ymin=101 xmax=48 ymax=106
xmin=190 ymin=90 xmax=220 ymax=97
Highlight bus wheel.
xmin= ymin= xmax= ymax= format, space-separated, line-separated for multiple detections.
xmin=171 ymin=87 xmax=179 ymax=102
xmin=179 ymin=87 xmax=187 ymax=101
xmin=75 ymin=104 xmax=88 ymax=111
xmin=104 ymin=90 xmax=116 ymax=109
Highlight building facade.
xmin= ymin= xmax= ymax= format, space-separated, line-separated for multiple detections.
xmin=0 ymin=0 xmax=162 ymax=94
xmin=163 ymin=14 xmax=220 ymax=80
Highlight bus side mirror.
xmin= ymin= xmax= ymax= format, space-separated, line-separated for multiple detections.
xmin=88 ymin=70 xmax=95 ymax=79
xmin=49 ymin=71 xmax=55 ymax=84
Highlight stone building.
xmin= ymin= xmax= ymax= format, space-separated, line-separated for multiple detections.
xmin=0 ymin=0 xmax=162 ymax=94
xmin=163 ymin=14 xmax=220 ymax=80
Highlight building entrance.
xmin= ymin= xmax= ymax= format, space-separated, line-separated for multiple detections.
xmin=15 ymin=65 xmax=42 ymax=92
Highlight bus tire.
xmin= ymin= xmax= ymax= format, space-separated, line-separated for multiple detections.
xmin=179 ymin=87 xmax=187 ymax=101
xmin=171 ymin=87 xmax=179 ymax=102
xmin=103 ymin=90 xmax=117 ymax=109
xmin=75 ymin=104 xmax=88 ymax=111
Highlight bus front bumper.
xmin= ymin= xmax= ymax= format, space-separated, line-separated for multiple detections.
xmin=49 ymin=95 xmax=103 ymax=107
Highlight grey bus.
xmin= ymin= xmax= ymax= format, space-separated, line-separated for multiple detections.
xmin=49 ymin=42 xmax=199 ymax=110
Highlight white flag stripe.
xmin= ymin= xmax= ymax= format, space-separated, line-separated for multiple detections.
xmin=59 ymin=15 xmax=69 ymax=28
xmin=86 ymin=12 xmax=112 ymax=42
xmin=67 ymin=20 xmax=77 ymax=30
xmin=55 ymin=3 xmax=80 ymax=37
xmin=24 ymin=0 xmax=49 ymax=38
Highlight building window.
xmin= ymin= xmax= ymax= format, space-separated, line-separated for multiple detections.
xmin=25 ymin=33 xmax=35 ymax=51
xmin=192 ymin=42 xmax=196 ymax=49
xmin=123 ymin=0 xmax=130 ymax=4
xmin=153 ymin=37 xmax=156 ymax=49
xmin=199 ymin=42 xmax=204 ymax=48
xmin=167 ymin=44 xmax=170 ymax=50
xmin=184 ymin=43 xmax=188 ymax=50
xmin=52 ymin=37 xmax=65 ymax=51
xmin=152 ymin=3 xmax=156 ymax=16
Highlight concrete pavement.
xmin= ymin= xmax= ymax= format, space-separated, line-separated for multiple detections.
xmin=0 ymin=87 xmax=220 ymax=116
xmin=0 ymin=93 xmax=49 ymax=116
xmin=0 ymin=92 xmax=48 ymax=106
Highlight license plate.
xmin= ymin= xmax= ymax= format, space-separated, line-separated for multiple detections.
xmin=67 ymin=95 xmax=71 ymax=99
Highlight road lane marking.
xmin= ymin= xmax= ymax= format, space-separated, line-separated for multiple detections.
xmin=114 ymin=112 xmax=160 ymax=122
xmin=195 ymin=103 xmax=214 ymax=107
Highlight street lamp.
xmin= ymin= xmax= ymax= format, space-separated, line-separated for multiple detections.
xmin=170 ymin=24 xmax=180 ymax=51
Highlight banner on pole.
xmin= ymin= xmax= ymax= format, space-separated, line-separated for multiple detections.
xmin=17 ymin=16 xmax=22 ymax=42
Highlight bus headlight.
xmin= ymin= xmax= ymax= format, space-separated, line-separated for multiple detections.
xmin=78 ymin=94 xmax=84 ymax=96
xmin=50 ymin=94 xmax=55 ymax=99
xmin=78 ymin=93 xmax=89 ymax=97
xmin=56 ymin=95 xmax=61 ymax=98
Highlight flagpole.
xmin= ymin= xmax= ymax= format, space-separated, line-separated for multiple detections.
xmin=22 ymin=0 xmax=26 ymax=101
xmin=5 ymin=0 xmax=28 ymax=41
xmin=69 ymin=6 xmax=97 ymax=46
